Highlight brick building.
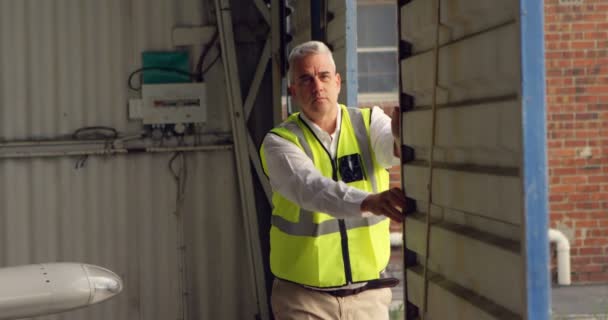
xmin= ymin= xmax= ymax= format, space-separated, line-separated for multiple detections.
xmin=544 ymin=0 xmax=608 ymax=283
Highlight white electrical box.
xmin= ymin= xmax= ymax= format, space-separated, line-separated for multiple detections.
xmin=129 ymin=83 xmax=207 ymax=125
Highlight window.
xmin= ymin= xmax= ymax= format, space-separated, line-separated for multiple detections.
xmin=357 ymin=1 xmax=399 ymax=102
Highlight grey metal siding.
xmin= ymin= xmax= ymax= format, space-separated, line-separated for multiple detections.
xmin=0 ymin=0 xmax=258 ymax=319
xmin=0 ymin=152 xmax=259 ymax=320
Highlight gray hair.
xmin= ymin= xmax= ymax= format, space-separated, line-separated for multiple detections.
xmin=287 ymin=41 xmax=336 ymax=83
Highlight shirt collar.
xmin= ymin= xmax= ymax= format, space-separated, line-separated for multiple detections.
xmin=299 ymin=104 xmax=341 ymax=141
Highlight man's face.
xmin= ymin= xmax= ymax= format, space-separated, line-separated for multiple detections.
xmin=289 ymin=53 xmax=341 ymax=120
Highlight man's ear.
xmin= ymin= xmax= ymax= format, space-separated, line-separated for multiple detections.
xmin=335 ymin=73 xmax=342 ymax=90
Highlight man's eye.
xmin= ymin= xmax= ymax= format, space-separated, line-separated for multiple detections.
xmin=299 ymin=77 xmax=312 ymax=85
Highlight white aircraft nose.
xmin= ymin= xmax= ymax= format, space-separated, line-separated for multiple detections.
xmin=82 ymin=264 xmax=123 ymax=303
xmin=0 ymin=262 xmax=123 ymax=320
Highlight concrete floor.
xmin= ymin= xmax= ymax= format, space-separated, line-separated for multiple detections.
xmin=552 ymin=284 xmax=608 ymax=319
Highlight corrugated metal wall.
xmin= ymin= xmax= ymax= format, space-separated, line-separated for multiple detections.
xmin=0 ymin=0 xmax=230 ymax=140
xmin=0 ymin=0 xmax=258 ymax=319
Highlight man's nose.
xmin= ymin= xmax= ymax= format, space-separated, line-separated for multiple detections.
xmin=312 ymin=77 xmax=324 ymax=92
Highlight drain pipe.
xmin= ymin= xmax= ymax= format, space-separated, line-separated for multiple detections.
xmin=390 ymin=232 xmax=403 ymax=247
xmin=393 ymin=230 xmax=572 ymax=285
xmin=549 ymin=229 xmax=571 ymax=285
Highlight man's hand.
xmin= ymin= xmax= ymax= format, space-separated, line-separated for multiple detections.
xmin=391 ymin=107 xmax=401 ymax=157
xmin=360 ymin=187 xmax=408 ymax=223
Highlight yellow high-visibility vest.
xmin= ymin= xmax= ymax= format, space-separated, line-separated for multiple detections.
xmin=260 ymin=105 xmax=391 ymax=288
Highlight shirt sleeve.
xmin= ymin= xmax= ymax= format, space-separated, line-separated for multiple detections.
xmin=262 ymin=133 xmax=370 ymax=219
xmin=369 ymin=106 xmax=399 ymax=168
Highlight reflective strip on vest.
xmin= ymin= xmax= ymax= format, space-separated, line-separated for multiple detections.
xmin=346 ymin=108 xmax=378 ymax=193
xmin=272 ymin=213 xmax=386 ymax=236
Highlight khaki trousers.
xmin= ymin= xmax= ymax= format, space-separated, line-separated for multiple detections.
xmin=271 ymin=279 xmax=392 ymax=320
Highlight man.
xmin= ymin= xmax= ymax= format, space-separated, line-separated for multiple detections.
xmin=260 ymin=41 xmax=407 ymax=319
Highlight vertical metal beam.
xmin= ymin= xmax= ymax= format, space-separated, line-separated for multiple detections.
xmin=421 ymin=0 xmax=441 ymax=316
xmin=243 ymin=38 xmax=271 ymax=120
xmin=397 ymin=1 xmax=419 ymax=319
xmin=310 ymin=0 xmax=322 ymax=41
xmin=242 ymin=36 xmax=273 ymax=203
xmin=520 ymin=0 xmax=550 ymax=319
xmin=214 ymin=0 xmax=270 ymax=318
xmin=271 ymin=0 xmax=284 ymax=125
xmin=343 ymin=0 xmax=358 ymax=107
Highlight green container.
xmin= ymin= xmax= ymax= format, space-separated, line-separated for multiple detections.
xmin=142 ymin=51 xmax=190 ymax=84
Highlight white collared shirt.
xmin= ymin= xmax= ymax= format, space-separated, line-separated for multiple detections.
xmin=262 ymin=104 xmax=398 ymax=219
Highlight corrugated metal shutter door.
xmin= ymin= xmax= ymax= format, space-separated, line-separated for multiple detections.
xmin=399 ymin=0 xmax=549 ymax=319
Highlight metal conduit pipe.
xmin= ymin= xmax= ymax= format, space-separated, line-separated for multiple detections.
xmin=0 ymin=145 xmax=233 ymax=159
xmin=549 ymin=228 xmax=571 ymax=285
xmin=0 ymin=134 xmax=144 ymax=148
